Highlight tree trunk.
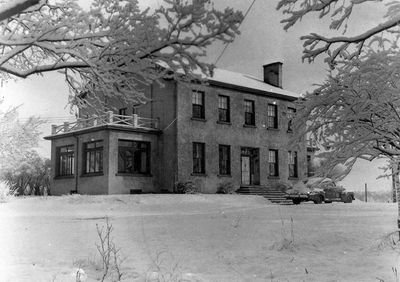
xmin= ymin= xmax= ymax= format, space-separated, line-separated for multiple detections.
xmin=397 ymin=171 xmax=400 ymax=230
xmin=392 ymin=168 xmax=398 ymax=203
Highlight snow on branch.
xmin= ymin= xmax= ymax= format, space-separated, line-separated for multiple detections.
xmin=0 ymin=0 xmax=243 ymax=109
xmin=292 ymin=48 xmax=400 ymax=176
xmin=0 ymin=0 xmax=42 ymax=22
xmin=277 ymin=0 xmax=400 ymax=65
xmin=0 ymin=101 xmax=43 ymax=172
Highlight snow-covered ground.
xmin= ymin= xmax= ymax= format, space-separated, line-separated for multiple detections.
xmin=0 ymin=194 xmax=397 ymax=281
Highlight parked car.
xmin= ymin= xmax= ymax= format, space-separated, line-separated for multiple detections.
xmin=285 ymin=178 xmax=355 ymax=205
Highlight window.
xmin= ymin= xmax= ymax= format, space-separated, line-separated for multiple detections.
xmin=287 ymin=107 xmax=296 ymax=132
xmin=192 ymin=90 xmax=205 ymax=119
xmin=57 ymin=145 xmax=74 ymax=176
xmin=268 ymin=149 xmax=279 ymax=177
xmin=244 ymin=100 xmax=255 ymax=125
xmin=132 ymin=103 xmax=141 ymax=115
xmin=118 ymin=108 xmax=127 ymax=124
xmin=193 ymin=142 xmax=205 ymax=174
xmin=219 ymin=145 xmax=231 ymax=175
xmin=118 ymin=140 xmax=151 ymax=174
xmin=218 ymin=95 xmax=230 ymax=123
xmin=307 ymin=155 xmax=315 ymax=177
xmin=267 ymin=104 xmax=278 ymax=129
xmin=83 ymin=141 xmax=103 ymax=174
xmin=288 ymin=151 xmax=298 ymax=178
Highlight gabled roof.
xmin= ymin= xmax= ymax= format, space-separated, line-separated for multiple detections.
xmin=208 ymin=68 xmax=299 ymax=101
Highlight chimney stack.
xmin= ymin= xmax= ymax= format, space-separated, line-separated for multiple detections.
xmin=263 ymin=62 xmax=282 ymax=88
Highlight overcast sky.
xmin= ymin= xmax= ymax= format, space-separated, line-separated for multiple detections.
xmin=0 ymin=0 xmax=391 ymax=192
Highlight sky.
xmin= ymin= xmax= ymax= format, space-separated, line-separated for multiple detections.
xmin=0 ymin=0 xmax=391 ymax=192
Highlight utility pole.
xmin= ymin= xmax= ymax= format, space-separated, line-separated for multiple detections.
xmin=364 ymin=183 xmax=367 ymax=203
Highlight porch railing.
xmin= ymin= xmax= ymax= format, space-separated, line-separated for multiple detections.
xmin=51 ymin=111 xmax=159 ymax=135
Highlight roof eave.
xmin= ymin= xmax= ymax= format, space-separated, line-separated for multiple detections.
xmin=44 ymin=124 xmax=162 ymax=140
xmin=208 ymin=79 xmax=298 ymax=102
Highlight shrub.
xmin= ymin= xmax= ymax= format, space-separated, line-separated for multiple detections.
xmin=0 ymin=181 xmax=17 ymax=203
xmin=216 ymin=181 xmax=236 ymax=194
xmin=274 ymin=182 xmax=292 ymax=192
xmin=175 ymin=181 xmax=199 ymax=194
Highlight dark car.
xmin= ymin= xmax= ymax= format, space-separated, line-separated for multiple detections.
xmin=285 ymin=178 xmax=355 ymax=205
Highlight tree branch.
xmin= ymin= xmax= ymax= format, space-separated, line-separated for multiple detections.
xmin=0 ymin=0 xmax=42 ymax=22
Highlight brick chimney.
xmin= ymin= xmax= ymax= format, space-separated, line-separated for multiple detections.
xmin=263 ymin=62 xmax=282 ymax=88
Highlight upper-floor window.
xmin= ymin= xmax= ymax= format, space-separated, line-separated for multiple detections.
xmin=193 ymin=142 xmax=205 ymax=174
xmin=118 ymin=140 xmax=151 ymax=174
xmin=219 ymin=145 xmax=231 ymax=175
xmin=268 ymin=149 xmax=279 ymax=177
xmin=287 ymin=107 xmax=296 ymax=132
xmin=192 ymin=90 xmax=205 ymax=119
xmin=288 ymin=151 xmax=298 ymax=178
xmin=244 ymin=99 xmax=255 ymax=126
xmin=218 ymin=95 xmax=230 ymax=123
xmin=118 ymin=108 xmax=128 ymax=124
xmin=267 ymin=104 xmax=278 ymax=129
xmin=83 ymin=140 xmax=103 ymax=174
xmin=57 ymin=145 xmax=74 ymax=176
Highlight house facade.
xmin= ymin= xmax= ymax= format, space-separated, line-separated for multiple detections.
xmin=45 ymin=62 xmax=311 ymax=195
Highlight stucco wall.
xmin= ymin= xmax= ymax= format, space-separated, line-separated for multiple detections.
xmin=49 ymin=130 xmax=109 ymax=195
xmin=75 ymin=130 xmax=110 ymax=195
xmin=150 ymin=80 xmax=178 ymax=192
xmin=176 ymin=82 xmax=307 ymax=193
xmin=107 ymin=130 xmax=160 ymax=194
xmin=49 ymin=128 xmax=162 ymax=195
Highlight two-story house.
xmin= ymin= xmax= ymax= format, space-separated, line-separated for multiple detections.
xmin=44 ymin=62 xmax=309 ymax=196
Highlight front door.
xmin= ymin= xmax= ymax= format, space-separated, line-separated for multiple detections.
xmin=241 ymin=156 xmax=251 ymax=185
xmin=241 ymin=147 xmax=260 ymax=186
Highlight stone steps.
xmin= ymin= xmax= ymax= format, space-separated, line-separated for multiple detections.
xmin=236 ymin=186 xmax=293 ymax=204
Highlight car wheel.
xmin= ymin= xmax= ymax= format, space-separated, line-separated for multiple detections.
xmin=344 ymin=195 xmax=353 ymax=203
xmin=313 ymin=195 xmax=323 ymax=204
xmin=292 ymin=199 xmax=301 ymax=205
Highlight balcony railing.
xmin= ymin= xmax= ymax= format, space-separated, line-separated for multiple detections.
xmin=51 ymin=111 xmax=159 ymax=135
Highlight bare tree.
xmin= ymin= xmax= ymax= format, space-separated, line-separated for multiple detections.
xmin=1 ymin=0 xmax=243 ymax=108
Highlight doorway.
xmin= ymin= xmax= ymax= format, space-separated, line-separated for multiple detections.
xmin=241 ymin=147 xmax=260 ymax=185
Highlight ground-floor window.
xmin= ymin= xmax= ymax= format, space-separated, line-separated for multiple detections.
xmin=193 ymin=142 xmax=205 ymax=174
xmin=219 ymin=145 xmax=231 ymax=175
xmin=307 ymin=155 xmax=315 ymax=177
xmin=288 ymin=151 xmax=298 ymax=178
xmin=83 ymin=140 xmax=103 ymax=174
xmin=268 ymin=149 xmax=279 ymax=177
xmin=56 ymin=145 xmax=74 ymax=176
xmin=118 ymin=140 xmax=151 ymax=174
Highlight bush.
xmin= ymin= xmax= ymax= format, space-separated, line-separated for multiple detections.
xmin=175 ymin=181 xmax=199 ymax=194
xmin=216 ymin=181 xmax=236 ymax=194
xmin=0 ymin=181 xmax=17 ymax=203
xmin=274 ymin=182 xmax=292 ymax=192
